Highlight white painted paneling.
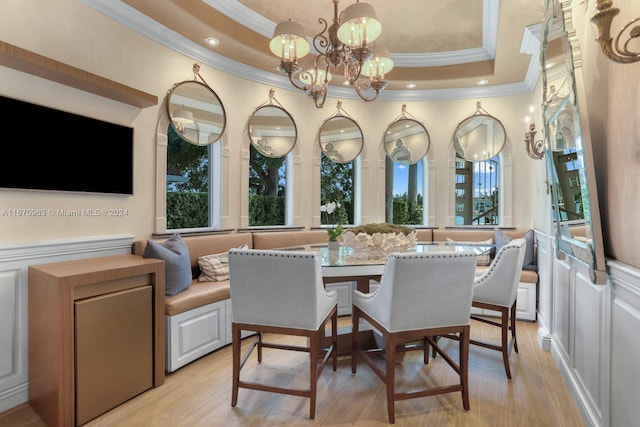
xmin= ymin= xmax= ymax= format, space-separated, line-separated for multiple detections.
xmin=553 ymin=257 xmax=572 ymax=358
xmin=0 ymin=270 xmax=18 ymax=378
xmin=537 ymin=233 xmax=551 ymax=325
xmin=573 ymin=265 xmax=606 ymax=419
xmin=609 ymin=261 xmax=640 ymax=427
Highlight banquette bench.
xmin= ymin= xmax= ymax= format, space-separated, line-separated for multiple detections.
xmin=133 ymin=227 xmax=537 ymax=372
xmin=133 ymin=230 xmax=329 ymax=372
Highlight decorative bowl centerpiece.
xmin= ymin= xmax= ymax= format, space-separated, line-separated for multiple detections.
xmin=340 ymin=223 xmax=417 ymax=262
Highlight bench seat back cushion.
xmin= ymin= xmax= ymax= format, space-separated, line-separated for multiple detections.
xmin=252 ymin=230 xmax=328 ymax=249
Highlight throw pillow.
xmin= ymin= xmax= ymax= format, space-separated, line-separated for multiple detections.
xmin=446 ymin=238 xmax=493 ymax=266
xmin=143 ymin=233 xmax=192 ymax=296
xmin=198 ymin=244 xmax=248 ymax=282
xmin=494 ymin=228 xmax=535 ymax=268
xmin=198 ymin=252 xmax=229 ymax=282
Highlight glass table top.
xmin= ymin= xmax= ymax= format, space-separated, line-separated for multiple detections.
xmin=283 ymin=243 xmax=494 ymax=267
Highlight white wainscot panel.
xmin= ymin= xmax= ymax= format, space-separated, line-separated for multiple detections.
xmin=609 ymin=261 xmax=640 ymax=427
xmin=0 ymin=235 xmax=133 ymax=413
xmin=553 ymin=256 xmax=572 ymax=359
xmin=572 ymin=265 xmax=606 ymax=420
xmin=537 ymin=233 xmax=552 ymax=325
xmin=0 ymin=269 xmax=25 ymax=411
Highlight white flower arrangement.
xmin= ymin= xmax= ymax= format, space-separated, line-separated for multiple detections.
xmin=320 ymin=201 xmax=343 ymax=241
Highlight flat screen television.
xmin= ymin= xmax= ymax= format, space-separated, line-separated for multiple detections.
xmin=0 ymin=95 xmax=134 ymax=195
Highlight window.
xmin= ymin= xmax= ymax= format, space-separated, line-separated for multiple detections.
xmin=166 ymin=125 xmax=215 ymax=230
xmin=455 ymin=154 xmax=500 ymax=225
xmin=385 ymin=156 xmax=425 ymax=225
xmin=248 ymin=144 xmax=287 ymax=226
xmin=320 ymin=154 xmax=354 ymax=226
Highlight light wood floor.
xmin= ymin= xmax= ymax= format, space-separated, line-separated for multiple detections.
xmin=1 ymin=318 xmax=584 ymax=427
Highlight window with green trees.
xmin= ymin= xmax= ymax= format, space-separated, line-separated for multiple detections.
xmin=320 ymin=153 xmax=354 ymax=226
xmin=249 ymin=144 xmax=287 ymax=226
xmin=166 ymin=125 xmax=214 ymax=230
xmin=385 ymin=156 xmax=424 ymax=225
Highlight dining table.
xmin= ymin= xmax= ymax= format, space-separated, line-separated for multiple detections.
xmin=281 ymin=242 xmax=495 ymax=355
xmin=287 ymin=242 xmax=495 ymax=292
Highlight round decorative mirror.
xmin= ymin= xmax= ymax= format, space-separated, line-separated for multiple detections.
xmin=453 ymin=103 xmax=506 ymax=162
xmin=166 ymin=77 xmax=226 ymax=146
xmin=319 ymin=115 xmax=363 ymax=163
xmin=248 ymin=104 xmax=297 ymax=158
xmin=384 ymin=118 xmax=430 ymax=165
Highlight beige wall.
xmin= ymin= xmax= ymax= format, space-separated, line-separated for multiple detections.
xmin=0 ymin=0 xmax=542 ymax=246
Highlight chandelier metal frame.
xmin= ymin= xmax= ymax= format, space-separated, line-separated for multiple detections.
xmin=270 ymin=0 xmax=392 ymax=108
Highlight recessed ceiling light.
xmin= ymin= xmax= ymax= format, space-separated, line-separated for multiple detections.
xmin=406 ymin=83 xmax=416 ymax=89
xmin=477 ymin=79 xmax=489 ymax=86
xmin=545 ymin=61 xmax=556 ymax=69
xmin=204 ymin=37 xmax=220 ymax=47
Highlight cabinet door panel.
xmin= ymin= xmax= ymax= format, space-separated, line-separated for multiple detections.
xmin=75 ymin=285 xmax=153 ymax=425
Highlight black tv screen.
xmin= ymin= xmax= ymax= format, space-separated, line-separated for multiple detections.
xmin=0 ymin=95 xmax=134 ymax=195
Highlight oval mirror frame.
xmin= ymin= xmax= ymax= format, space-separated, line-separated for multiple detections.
xmin=319 ymin=115 xmax=364 ymax=163
xmin=166 ymin=80 xmax=226 ymax=146
xmin=384 ymin=118 xmax=430 ymax=165
xmin=248 ymin=104 xmax=298 ymax=158
xmin=453 ymin=113 xmax=506 ymax=162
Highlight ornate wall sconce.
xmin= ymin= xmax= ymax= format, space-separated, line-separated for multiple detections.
xmin=591 ymin=0 xmax=640 ymax=63
xmin=524 ymin=123 xmax=545 ymax=160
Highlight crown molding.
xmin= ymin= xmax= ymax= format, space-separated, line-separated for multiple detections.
xmin=82 ymin=0 xmax=536 ymax=101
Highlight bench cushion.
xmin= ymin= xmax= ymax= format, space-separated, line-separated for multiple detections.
xmin=165 ymin=280 xmax=231 ymax=316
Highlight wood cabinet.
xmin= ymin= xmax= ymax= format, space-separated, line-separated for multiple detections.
xmin=28 ymin=254 xmax=165 ymax=427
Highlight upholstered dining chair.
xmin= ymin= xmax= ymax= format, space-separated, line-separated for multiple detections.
xmin=469 ymin=238 xmax=527 ymax=379
xmin=351 ymin=252 xmax=478 ymax=424
xmin=228 ymin=248 xmax=338 ymax=420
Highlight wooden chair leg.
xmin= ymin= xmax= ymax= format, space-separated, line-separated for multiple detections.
xmin=331 ymin=310 xmax=338 ymax=372
xmin=460 ymin=326 xmax=470 ymax=410
xmin=352 ymin=308 xmax=360 ymax=374
xmin=423 ymin=336 xmax=429 ymax=364
xmin=309 ymin=331 xmax=319 ymax=420
xmin=386 ymin=334 xmax=396 ymax=424
xmin=511 ymin=301 xmax=519 ymax=353
xmin=501 ymin=308 xmax=512 ymax=380
xmin=231 ymin=323 xmax=240 ymax=407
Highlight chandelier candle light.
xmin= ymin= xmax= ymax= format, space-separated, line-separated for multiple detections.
xmin=269 ymin=0 xmax=393 ymax=108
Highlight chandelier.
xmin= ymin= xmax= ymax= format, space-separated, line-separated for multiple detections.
xmin=269 ymin=0 xmax=394 ymax=108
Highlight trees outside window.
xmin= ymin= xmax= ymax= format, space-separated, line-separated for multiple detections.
xmin=320 ymin=154 xmax=353 ymax=226
xmin=166 ymin=125 xmax=210 ymax=229
xmin=385 ymin=156 xmax=424 ymax=225
xmin=249 ymin=144 xmax=286 ymax=226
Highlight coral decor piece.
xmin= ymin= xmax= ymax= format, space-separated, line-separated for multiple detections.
xmin=340 ymin=223 xmax=417 ymax=261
